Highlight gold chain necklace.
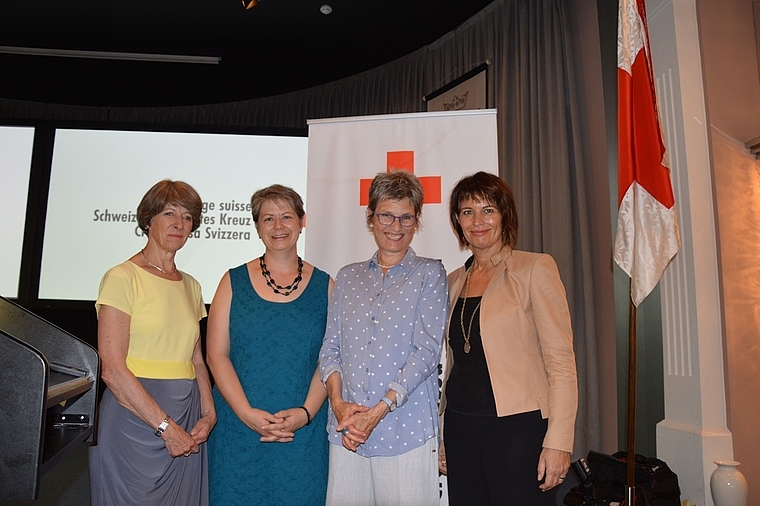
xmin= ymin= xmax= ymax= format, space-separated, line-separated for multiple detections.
xmin=459 ymin=267 xmax=482 ymax=354
xmin=141 ymin=249 xmax=176 ymax=274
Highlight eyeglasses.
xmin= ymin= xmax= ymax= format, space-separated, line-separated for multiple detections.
xmin=374 ymin=212 xmax=418 ymax=227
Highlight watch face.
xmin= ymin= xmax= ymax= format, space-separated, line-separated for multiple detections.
xmin=382 ymin=396 xmax=396 ymax=411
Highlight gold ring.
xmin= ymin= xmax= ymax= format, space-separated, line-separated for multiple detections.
xmin=184 ymin=451 xmax=191 ymax=457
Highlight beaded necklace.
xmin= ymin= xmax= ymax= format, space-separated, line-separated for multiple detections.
xmin=259 ymin=255 xmax=303 ymax=296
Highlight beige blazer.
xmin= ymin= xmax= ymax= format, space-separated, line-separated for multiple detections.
xmin=440 ymin=247 xmax=578 ymax=453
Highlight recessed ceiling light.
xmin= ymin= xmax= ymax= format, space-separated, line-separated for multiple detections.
xmin=320 ymin=5 xmax=332 ymax=15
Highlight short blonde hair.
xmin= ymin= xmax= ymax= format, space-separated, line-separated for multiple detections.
xmin=250 ymin=184 xmax=305 ymax=224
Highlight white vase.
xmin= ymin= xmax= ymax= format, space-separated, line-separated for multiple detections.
xmin=710 ymin=460 xmax=748 ymax=506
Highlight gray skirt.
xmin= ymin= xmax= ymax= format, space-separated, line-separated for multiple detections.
xmin=89 ymin=378 xmax=208 ymax=506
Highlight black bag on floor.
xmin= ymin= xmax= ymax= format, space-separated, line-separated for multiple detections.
xmin=590 ymin=451 xmax=680 ymax=506
xmin=564 ymin=451 xmax=680 ymax=506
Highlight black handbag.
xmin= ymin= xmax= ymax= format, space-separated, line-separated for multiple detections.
xmin=564 ymin=451 xmax=681 ymax=506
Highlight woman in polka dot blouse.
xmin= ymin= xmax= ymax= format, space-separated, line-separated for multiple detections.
xmin=319 ymin=170 xmax=449 ymax=506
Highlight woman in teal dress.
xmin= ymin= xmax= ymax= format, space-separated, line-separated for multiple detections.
xmin=206 ymin=185 xmax=331 ymax=505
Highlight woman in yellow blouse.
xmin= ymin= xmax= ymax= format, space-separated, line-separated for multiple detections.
xmin=89 ymin=180 xmax=216 ymax=506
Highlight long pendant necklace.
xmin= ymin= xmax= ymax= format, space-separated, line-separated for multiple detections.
xmin=459 ymin=267 xmax=482 ymax=354
xmin=260 ymin=255 xmax=303 ymax=296
xmin=141 ymin=249 xmax=175 ymax=274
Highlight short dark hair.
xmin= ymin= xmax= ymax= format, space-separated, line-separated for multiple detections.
xmin=137 ymin=180 xmax=203 ymax=233
xmin=449 ymin=171 xmax=518 ymax=248
xmin=250 ymin=184 xmax=305 ymax=224
xmin=365 ymin=171 xmax=424 ymax=228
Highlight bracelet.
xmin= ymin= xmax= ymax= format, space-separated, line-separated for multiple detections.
xmin=154 ymin=415 xmax=171 ymax=437
xmin=299 ymin=406 xmax=312 ymax=426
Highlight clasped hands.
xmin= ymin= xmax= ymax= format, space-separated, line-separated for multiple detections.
xmin=162 ymin=412 xmax=216 ymax=458
xmin=333 ymin=399 xmax=388 ymax=452
xmin=244 ymin=406 xmax=310 ymax=443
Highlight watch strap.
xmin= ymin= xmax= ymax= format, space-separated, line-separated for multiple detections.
xmin=154 ymin=415 xmax=171 ymax=437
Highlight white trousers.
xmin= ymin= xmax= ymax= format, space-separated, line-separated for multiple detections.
xmin=325 ymin=437 xmax=439 ymax=506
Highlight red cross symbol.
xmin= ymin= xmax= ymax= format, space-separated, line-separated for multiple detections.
xmin=359 ymin=151 xmax=442 ymax=206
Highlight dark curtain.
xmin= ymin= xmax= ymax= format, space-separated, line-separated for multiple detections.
xmin=0 ymin=0 xmax=617 ymax=457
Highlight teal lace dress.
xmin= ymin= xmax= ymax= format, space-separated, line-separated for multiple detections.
xmin=208 ymin=263 xmax=329 ymax=505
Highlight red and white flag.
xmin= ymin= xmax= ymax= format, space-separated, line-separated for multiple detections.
xmin=615 ymin=0 xmax=680 ymax=307
xmin=305 ymin=110 xmax=498 ymax=278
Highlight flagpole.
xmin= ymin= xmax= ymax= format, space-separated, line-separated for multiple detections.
xmin=617 ymin=1 xmax=681 ymax=502
xmin=626 ymin=285 xmax=637 ymax=505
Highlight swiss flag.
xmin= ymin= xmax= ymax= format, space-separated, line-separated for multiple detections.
xmin=614 ymin=0 xmax=680 ymax=307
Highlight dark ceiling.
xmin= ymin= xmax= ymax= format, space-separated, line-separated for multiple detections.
xmin=0 ymin=1 xmax=495 ymax=108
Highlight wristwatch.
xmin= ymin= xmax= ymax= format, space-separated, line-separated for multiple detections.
xmin=154 ymin=416 xmax=171 ymax=437
xmin=381 ymin=396 xmax=397 ymax=412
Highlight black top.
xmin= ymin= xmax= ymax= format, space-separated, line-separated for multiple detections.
xmin=445 ymin=296 xmax=497 ymax=415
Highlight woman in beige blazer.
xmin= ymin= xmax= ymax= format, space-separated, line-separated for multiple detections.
xmin=438 ymin=172 xmax=577 ymax=505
